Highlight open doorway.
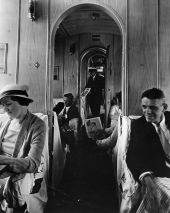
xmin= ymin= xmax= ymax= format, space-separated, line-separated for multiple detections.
xmin=49 ymin=4 xmax=126 ymax=211
xmin=80 ymin=38 xmax=122 ymax=128
xmin=87 ymin=53 xmax=106 ymax=117
xmin=52 ymin=4 xmax=124 ymax=121
xmin=80 ymin=48 xmax=107 ymax=124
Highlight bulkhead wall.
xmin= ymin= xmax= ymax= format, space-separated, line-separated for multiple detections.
xmin=1 ymin=0 xmax=170 ymax=115
xmin=50 ymin=1 xmax=127 ymax=116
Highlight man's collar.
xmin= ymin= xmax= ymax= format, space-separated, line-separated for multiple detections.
xmin=65 ymin=106 xmax=71 ymax=109
xmin=152 ymin=114 xmax=165 ymax=128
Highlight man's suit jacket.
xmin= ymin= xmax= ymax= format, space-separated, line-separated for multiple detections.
xmin=126 ymin=111 xmax=170 ymax=182
xmin=53 ymin=103 xmax=79 ymax=121
xmin=65 ymin=105 xmax=79 ymax=122
xmin=85 ymin=74 xmax=105 ymax=101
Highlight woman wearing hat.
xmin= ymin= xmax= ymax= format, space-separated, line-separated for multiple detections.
xmin=0 ymin=84 xmax=46 ymax=213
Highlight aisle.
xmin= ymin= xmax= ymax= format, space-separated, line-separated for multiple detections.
xmin=45 ymin=138 xmax=119 ymax=213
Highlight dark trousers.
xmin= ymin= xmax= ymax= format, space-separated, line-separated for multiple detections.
xmin=87 ymin=97 xmax=101 ymax=117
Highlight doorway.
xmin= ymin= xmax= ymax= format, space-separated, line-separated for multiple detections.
xmin=52 ymin=5 xmax=123 ymax=122
xmin=50 ymin=2 xmax=127 ymax=203
xmin=80 ymin=46 xmax=106 ymax=118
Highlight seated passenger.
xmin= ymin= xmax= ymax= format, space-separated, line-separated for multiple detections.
xmin=0 ymin=84 xmax=46 ymax=213
xmin=105 ymin=92 xmax=122 ymax=136
xmin=53 ymin=93 xmax=79 ymax=149
xmin=96 ymin=92 xmax=121 ymax=152
xmin=126 ymin=88 xmax=170 ymax=212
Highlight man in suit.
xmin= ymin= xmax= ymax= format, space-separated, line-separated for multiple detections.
xmin=126 ymin=88 xmax=170 ymax=211
xmin=53 ymin=93 xmax=79 ymax=125
xmin=53 ymin=93 xmax=79 ymax=148
xmin=85 ymin=68 xmax=105 ymax=117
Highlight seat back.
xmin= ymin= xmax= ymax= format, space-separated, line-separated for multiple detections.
xmin=34 ymin=113 xmax=49 ymax=184
xmin=51 ymin=112 xmax=67 ymax=190
xmin=116 ymin=115 xmax=139 ymax=212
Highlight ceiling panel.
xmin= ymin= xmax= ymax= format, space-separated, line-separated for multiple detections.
xmin=56 ymin=6 xmax=121 ymax=38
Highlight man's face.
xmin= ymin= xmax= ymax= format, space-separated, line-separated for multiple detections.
xmin=1 ymin=97 xmax=23 ymax=119
xmin=141 ymin=97 xmax=165 ymax=124
xmin=63 ymin=96 xmax=71 ymax=107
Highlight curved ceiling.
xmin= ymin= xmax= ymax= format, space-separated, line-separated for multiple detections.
xmin=56 ymin=5 xmax=121 ymax=38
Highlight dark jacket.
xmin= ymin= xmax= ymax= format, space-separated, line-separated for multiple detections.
xmin=65 ymin=105 xmax=79 ymax=122
xmin=85 ymin=74 xmax=105 ymax=100
xmin=53 ymin=102 xmax=64 ymax=115
xmin=54 ymin=103 xmax=79 ymax=126
xmin=126 ymin=111 xmax=170 ymax=182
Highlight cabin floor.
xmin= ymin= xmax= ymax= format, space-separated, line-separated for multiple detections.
xmin=44 ymin=128 xmax=119 ymax=213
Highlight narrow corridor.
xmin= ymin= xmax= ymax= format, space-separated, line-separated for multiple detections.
xmin=45 ymin=135 xmax=119 ymax=213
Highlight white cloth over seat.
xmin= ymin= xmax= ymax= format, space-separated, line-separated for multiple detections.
xmin=116 ymin=116 xmax=138 ymax=212
xmin=51 ymin=112 xmax=67 ymax=190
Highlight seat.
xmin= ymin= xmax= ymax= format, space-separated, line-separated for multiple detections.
xmin=115 ymin=115 xmax=139 ymax=212
xmin=51 ymin=112 xmax=67 ymax=190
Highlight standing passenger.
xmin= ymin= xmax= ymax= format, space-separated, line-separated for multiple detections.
xmin=85 ymin=68 xmax=105 ymax=117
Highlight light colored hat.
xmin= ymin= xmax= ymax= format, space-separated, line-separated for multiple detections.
xmin=0 ymin=84 xmax=33 ymax=103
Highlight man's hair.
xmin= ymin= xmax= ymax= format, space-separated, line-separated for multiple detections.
xmin=141 ymin=88 xmax=165 ymax=100
xmin=64 ymin=93 xmax=74 ymax=101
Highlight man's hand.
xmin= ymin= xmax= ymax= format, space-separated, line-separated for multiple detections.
xmin=141 ymin=175 xmax=160 ymax=207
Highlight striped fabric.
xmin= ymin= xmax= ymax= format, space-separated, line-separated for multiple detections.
xmin=132 ymin=177 xmax=170 ymax=213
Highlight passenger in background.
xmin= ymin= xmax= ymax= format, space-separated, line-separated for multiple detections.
xmin=96 ymin=92 xmax=121 ymax=153
xmin=53 ymin=93 xmax=79 ymax=149
xmin=53 ymin=93 xmax=79 ymax=127
xmin=0 ymin=84 xmax=46 ymax=213
xmin=105 ymin=92 xmax=122 ymax=136
xmin=126 ymin=88 xmax=170 ymax=212
xmin=85 ymin=68 xmax=105 ymax=117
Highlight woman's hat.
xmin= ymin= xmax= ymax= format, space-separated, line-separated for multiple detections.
xmin=0 ymin=84 xmax=33 ymax=103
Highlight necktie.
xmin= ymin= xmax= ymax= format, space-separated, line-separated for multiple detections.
xmin=63 ymin=107 xmax=66 ymax=116
xmin=156 ymin=124 xmax=170 ymax=167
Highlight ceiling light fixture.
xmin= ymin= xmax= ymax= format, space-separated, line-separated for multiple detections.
xmin=28 ymin=0 xmax=36 ymax=21
xmin=91 ymin=12 xmax=100 ymax=21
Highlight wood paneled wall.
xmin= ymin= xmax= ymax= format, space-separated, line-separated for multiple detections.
xmin=0 ymin=0 xmax=19 ymax=87
xmin=63 ymin=36 xmax=79 ymax=97
xmin=128 ymin=0 xmax=158 ymax=115
xmin=53 ymin=38 xmax=64 ymax=98
xmin=3 ymin=0 xmax=170 ymax=114
xmin=112 ymin=35 xmax=122 ymax=96
xmin=18 ymin=0 xmax=48 ymax=113
xmin=159 ymin=0 xmax=170 ymax=109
